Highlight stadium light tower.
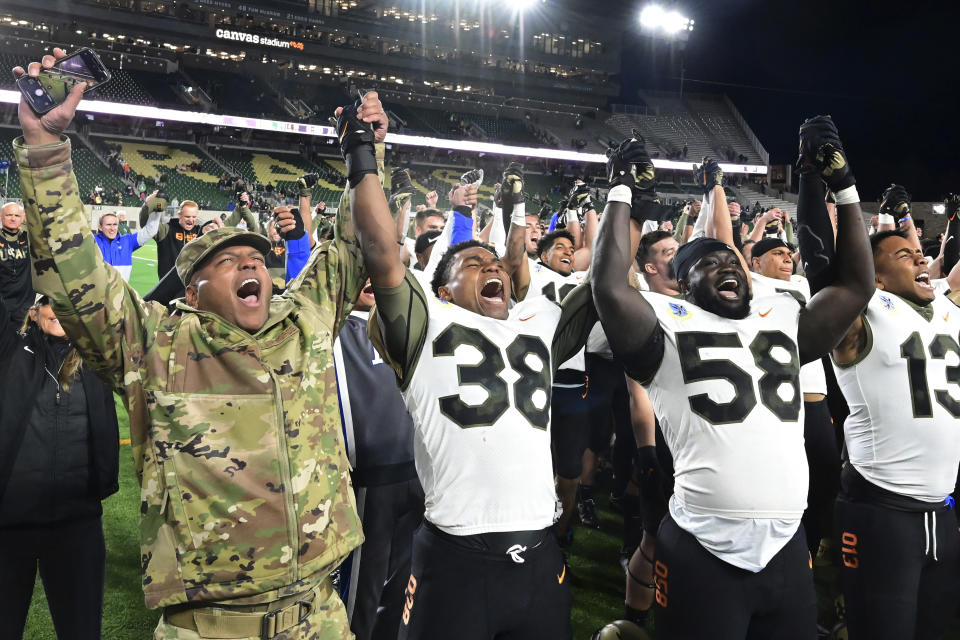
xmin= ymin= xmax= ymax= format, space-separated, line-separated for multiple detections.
xmin=638 ymin=4 xmax=694 ymax=97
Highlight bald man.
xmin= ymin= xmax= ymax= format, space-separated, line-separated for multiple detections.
xmin=0 ymin=202 xmax=31 ymax=327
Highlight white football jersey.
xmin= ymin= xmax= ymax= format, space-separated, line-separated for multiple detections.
xmin=832 ymin=290 xmax=960 ymax=502
xmin=402 ymin=294 xmax=562 ymax=535
xmin=641 ymin=290 xmax=808 ymax=571
xmin=527 ymin=261 xmax=587 ymax=374
xmin=751 ymin=272 xmax=828 ymax=395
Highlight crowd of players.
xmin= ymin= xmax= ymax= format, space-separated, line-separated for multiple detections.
xmin=3 ymin=48 xmax=960 ymax=640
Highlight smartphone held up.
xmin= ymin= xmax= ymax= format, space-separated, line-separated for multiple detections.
xmin=16 ymin=48 xmax=112 ymax=115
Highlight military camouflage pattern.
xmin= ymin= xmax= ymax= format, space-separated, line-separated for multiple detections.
xmin=174 ymin=227 xmax=271 ymax=285
xmin=153 ymin=580 xmax=352 ymax=640
xmin=16 ymin=137 xmax=366 ymax=610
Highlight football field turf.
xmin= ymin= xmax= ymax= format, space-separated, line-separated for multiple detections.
xmin=21 ymin=240 xmax=627 ymax=639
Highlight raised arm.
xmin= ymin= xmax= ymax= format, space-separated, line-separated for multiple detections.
xmin=224 ymin=192 xmax=261 ymax=234
xmin=496 ymin=163 xmax=531 ymax=299
xmin=139 ymin=190 xmax=169 ymax=242
xmin=795 ymin=116 xmax=874 ymax=364
xmin=592 ymin=139 xmax=663 ymax=380
xmin=13 ymin=49 xmax=161 ymax=389
xmin=332 ymin=93 xmax=401 ymax=290
xmin=699 ymin=160 xmax=752 ymax=291
xmin=572 ymin=204 xmax=598 ymax=271
xmin=135 ymin=207 xmax=162 ymax=246
xmin=879 ymin=184 xmax=917 ymax=250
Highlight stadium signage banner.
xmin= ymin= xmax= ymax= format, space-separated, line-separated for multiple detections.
xmin=214 ymin=29 xmax=305 ymax=51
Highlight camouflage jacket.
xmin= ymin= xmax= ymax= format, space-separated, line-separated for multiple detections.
xmin=16 ymin=137 xmax=365 ymax=609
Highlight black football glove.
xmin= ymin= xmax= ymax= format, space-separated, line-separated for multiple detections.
xmin=390 ymin=168 xmax=416 ymax=196
xmin=500 ymin=163 xmax=524 ymax=207
xmin=335 ymin=102 xmax=378 ymax=187
xmin=460 ymin=168 xmax=484 ymax=187
xmin=297 ymin=173 xmax=318 ymax=198
xmin=388 ymin=168 xmax=416 ymax=212
xmin=606 ymin=136 xmax=655 ymax=192
xmin=944 ymin=193 xmax=960 ymax=220
xmin=538 ymin=203 xmax=553 ymax=221
xmin=797 ymin=115 xmax=855 ymax=192
xmin=277 ymin=207 xmax=305 ymax=241
xmin=698 ymin=157 xmax=723 ymax=195
xmin=879 ymin=183 xmax=911 ymax=220
xmin=567 ymin=182 xmax=594 ymax=214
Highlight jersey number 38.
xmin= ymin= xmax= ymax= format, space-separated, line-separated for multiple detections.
xmin=433 ymin=324 xmax=552 ymax=430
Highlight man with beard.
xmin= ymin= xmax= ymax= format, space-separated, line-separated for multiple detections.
xmin=337 ymin=94 xmax=594 ymax=639
xmin=591 ymin=117 xmax=873 ymax=638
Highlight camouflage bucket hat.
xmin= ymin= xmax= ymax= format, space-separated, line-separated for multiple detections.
xmin=176 ymin=227 xmax=272 ymax=285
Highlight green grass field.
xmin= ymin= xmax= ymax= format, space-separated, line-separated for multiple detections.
xmin=21 ymin=240 xmax=630 ymax=639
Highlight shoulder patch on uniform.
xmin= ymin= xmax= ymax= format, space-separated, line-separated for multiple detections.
xmin=668 ymin=302 xmax=691 ymax=319
xmin=878 ymin=294 xmax=896 ymax=312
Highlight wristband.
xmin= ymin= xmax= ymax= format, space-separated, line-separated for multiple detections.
xmin=835 ymin=185 xmax=860 ymax=206
xmin=607 ymin=184 xmax=633 ymax=206
xmin=898 ymin=215 xmax=912 ymax=224
xmin=877 ymin=213 xmax=895 ymax=225
xmin=511 ymin=202 xmax=526 ymax=227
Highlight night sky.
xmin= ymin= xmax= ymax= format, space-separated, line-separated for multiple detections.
xmin=616 ymin=0 xmax=958 ymax=201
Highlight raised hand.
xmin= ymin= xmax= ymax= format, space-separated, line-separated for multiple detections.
xmin=500 ymin=163 xmax=524 ymax=207
xmin=879 ymin=183 xmax=911 ymax=219
xmin=13 ymin=47 xmax=85 ymax=146
xmin=334 ymin=91 xmax=388 ymax=186
xmin=797 ymin=115 xmax=855 ymax=192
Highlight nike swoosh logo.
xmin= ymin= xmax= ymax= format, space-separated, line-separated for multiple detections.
xmin=519 ymin=315 xmax=536 ymax=321
xmin=557 ymin=564 xmax=566 ymax=584
xmin=759 ymin=308 xmax=773 ymax=318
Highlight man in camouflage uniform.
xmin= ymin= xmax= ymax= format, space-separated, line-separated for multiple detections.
xmin=13 ymin=49 xmax=376 ymax=640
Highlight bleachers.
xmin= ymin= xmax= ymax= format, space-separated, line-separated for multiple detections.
xmin=211 ymin=147 xmax=345 ymax=206
xmin=0 ymin=52 xmax=158 ymax=106
xmin=106 ymin=139 xmax=229 ymax=208
xmin=184 ymin=67 xmax=277 ymax=117
xmin=127 ymin=69 xmax=182 ymax=107
xmin=607 ymin=94 xmax=762 ymax=164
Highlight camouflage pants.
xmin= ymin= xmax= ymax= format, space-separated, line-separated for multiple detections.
xmin=154 ymin=581 xmax=353 ymax=640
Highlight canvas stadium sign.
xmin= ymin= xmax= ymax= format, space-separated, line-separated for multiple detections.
xmin=214 ymin=29 xmax=305 ymax=51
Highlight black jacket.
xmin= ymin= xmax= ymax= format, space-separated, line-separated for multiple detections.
xmin=0 ymin=298 xmax=119 ymax=527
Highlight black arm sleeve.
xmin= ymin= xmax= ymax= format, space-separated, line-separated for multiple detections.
xmin=143 ymin=266 xmax=185 ymax=307
xmin=552 ymin=281 xmax=597 ymax=370
xmin=797 ymin=173 xmax=837 ymax=295
xmin=620 ymin=323 xmax=665 ymax=386
xmin=368 ymin=269 xmax=430 ymax=389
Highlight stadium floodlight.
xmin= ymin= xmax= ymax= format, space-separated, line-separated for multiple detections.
xmin=933 ymin=204 xmax=946 ymax=215
xmin=514 ymin=0 xmax=543 ymax=10
xmin=639 ymin=4 xmax=693 ymax=35
xmin=0 ymin=89 xmax=766 ymax=173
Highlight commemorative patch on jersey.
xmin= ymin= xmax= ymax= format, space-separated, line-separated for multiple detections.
xmin=879 ymin=294 xmax=896 ymax=312
xmin=668 ymin=302 xmax=691 ymax=320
